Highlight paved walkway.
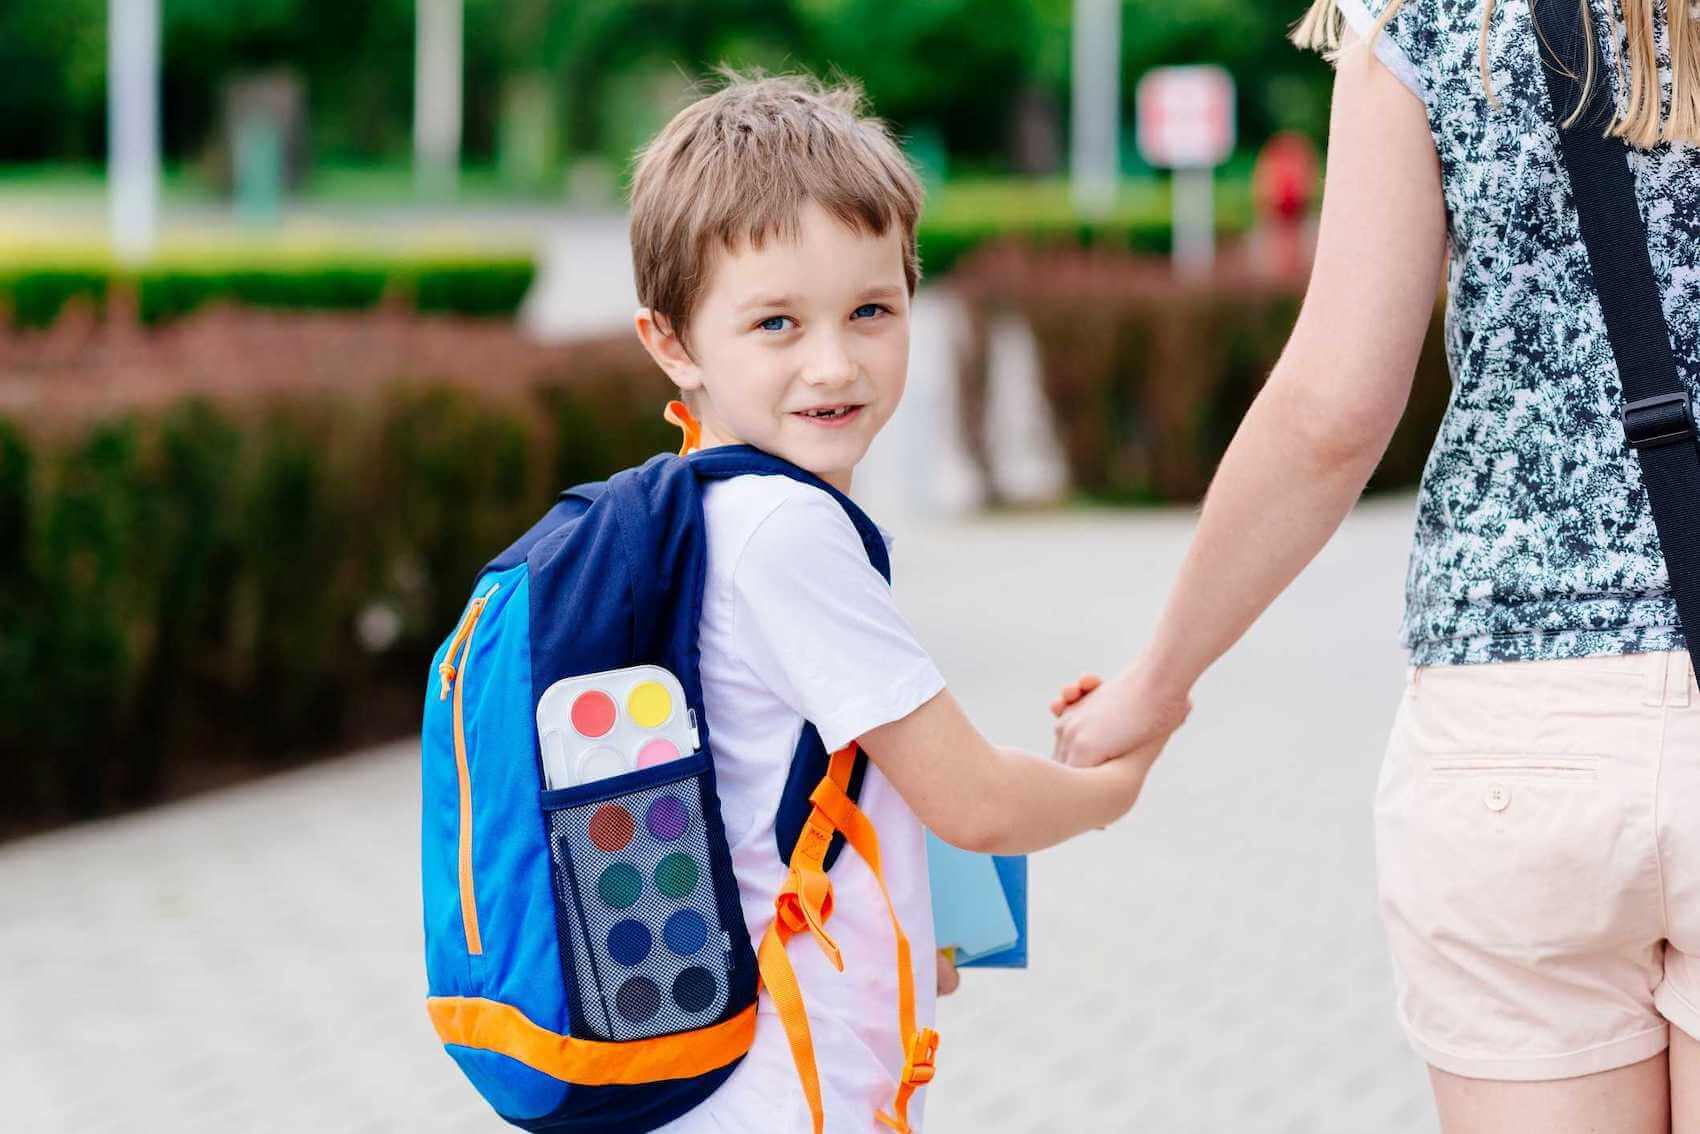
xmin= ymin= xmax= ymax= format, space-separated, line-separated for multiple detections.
xmin=0 ymin=493 xmax=1438 ymax=1132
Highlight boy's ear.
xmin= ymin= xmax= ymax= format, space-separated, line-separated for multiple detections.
xmin=633 ymin=308 xmax=703 ymax=393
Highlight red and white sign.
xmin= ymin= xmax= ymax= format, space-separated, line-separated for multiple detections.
xmin=1136 ymin=65 xmax=1236 ymax=169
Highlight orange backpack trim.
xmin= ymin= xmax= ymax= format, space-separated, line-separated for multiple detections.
xmin=426 ymin=996 xmax=756 ymax=1086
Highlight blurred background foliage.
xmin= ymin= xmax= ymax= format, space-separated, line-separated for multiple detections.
xmin=0 ymin=1 xmax=1430 ymax=831
xmin=0 ymin=0 xmax=1332 ymax=179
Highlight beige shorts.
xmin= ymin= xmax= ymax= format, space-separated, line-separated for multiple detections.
xmin=1376 ymin=648 xmax=1700 ymax=1081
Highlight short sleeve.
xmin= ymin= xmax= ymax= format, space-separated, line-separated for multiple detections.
xmin=730 ymin=490 xmax=946 ymax=752
xmin=1336 ymin=0 xmax=1426 ymax=103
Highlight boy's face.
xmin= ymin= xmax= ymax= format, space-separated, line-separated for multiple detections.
xmin=636 ymin=200 xmax=910 ymax=494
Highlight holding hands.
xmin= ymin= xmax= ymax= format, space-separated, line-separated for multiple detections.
xmin=1049 ymin=658 xmax=1193 ymax=802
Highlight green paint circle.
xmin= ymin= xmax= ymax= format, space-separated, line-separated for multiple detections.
xmin=654 ymin=853 xmax=699 ymax=899
xmin=597 ymin=862 xmax=642 ymax=909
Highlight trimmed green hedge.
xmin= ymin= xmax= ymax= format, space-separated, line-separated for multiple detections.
xmin=0 ymin=257 xmax=538 ymax=329
xmin=0 ymin=350 xmax=675 ymax=830
xmin=0 ymin=269 xmax=109 ymax=328
xmin=918 ymin=218 xmax=1181 ymax=280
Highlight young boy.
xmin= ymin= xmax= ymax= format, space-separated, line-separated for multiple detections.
xmin=628 ymin=72 xmax=1146 ymax=1133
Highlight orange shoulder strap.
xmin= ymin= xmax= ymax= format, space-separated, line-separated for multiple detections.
xmin=755 ymin=745 xmax=939 ymax=1134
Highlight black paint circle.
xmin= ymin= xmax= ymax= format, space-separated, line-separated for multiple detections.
xmin=672 ymin=966 xmax=717 ymax=1013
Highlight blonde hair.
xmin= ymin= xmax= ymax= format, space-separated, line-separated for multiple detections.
xmin=627 ymin=68 xmax=925 ymax=355
xmin=1291 ymin=0 xmax=1700 ymax=148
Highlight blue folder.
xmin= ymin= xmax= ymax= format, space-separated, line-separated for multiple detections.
xmin=926 ymin=832 xmax=1027 ymax=969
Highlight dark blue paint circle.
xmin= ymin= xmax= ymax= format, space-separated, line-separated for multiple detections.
xmin=673 ymin=966 xmax=717 ymax=1013
xmin=607 ymin=918 xmax=652 ymax=967
xmin=663 ymin=908 xmax=709 ymax=957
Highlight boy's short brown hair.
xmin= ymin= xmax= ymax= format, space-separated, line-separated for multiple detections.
xmin=628 ymin=70 xmax=924 ymax=356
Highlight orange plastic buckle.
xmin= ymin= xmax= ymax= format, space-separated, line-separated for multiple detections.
xmin=902 ymin=1028 xmax=939 ymax=1086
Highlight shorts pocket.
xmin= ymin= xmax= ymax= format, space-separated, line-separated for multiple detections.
xmin=542 ymin=753 xmax=743 ymax=1041
xmin=1390 ymin=750 xmax=1636 ymax=952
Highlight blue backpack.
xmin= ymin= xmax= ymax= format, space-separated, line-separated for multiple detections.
xmin=421 ymin=434 xmax=939 ymax=1133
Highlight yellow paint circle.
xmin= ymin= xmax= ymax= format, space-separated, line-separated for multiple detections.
xmin=627 ymin=681 xmax=673 ymax=730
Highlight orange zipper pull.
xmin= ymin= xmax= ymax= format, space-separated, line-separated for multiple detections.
xmin=438 ymin=590 xmax=495 ymax=700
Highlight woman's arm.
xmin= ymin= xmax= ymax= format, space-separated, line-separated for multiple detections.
xmin=1054 ymin=29 xmax=1448 ymax=768
xmin=857 ymin=687 xmax=1146 ymax=855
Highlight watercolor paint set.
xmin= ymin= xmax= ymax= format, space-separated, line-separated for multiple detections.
xmin=538 ymin=664 xmax=732 ymax=1041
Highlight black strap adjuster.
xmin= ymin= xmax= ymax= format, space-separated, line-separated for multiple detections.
xmin=1623 ymin=392 xmax=1697 ymax=451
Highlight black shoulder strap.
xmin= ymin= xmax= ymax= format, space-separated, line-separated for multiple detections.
xmin=1535 ymin=0 xmax=1700 ymax=673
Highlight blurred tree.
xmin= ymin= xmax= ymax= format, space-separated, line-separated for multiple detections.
xmin=793 ymin=0 xmax=1043 ymax=164
xmin=0 ymin=0 xmax=107 ymax=161
xmin=0 ymin=1 xmax=1335 ymax=176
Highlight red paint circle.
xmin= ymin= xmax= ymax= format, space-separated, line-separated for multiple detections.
xmin=571 ymin=690 xmax=617 ymax=737
xmin=588 ymin=804 xmax=635 ymax=852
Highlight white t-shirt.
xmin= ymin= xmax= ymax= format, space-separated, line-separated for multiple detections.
xmin=655 ymin=473 xmax=947 ymax=1134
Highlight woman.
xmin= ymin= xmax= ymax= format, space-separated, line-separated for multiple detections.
xmin=1052 ymin=1 xmax=1700 ymax=1129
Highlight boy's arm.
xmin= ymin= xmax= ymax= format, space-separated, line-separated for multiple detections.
xmin=857 ymin=687 xmax=1146 ymax=855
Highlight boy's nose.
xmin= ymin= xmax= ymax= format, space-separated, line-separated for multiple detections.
xmin=801 ymin=334 xmax=856 ymax=387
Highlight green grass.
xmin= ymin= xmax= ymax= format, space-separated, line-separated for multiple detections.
xmin=928 ymin=171 xmax=1255 ymax=232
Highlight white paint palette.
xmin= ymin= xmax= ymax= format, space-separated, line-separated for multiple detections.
xmin=536 ymin=665 xmax=700 ymax=791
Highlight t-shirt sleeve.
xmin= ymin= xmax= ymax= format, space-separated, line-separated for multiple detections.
xmin=730 ymin=490 xmax=947 ymax=753
xmin=1336 ymin=0 xmax=1426 ymax=103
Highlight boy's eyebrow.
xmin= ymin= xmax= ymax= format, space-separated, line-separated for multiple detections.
xmin=735 ymin=284 xmax=905 ymax=312
xmin=736 ymin=294 xmax=795 ymax=312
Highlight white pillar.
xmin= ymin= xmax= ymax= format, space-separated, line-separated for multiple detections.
xmin=1172 ymin=166 xmax=1215 ymax=278
xmin=414 ymin=0 xmax=464 ymax=197
xmin=1070 ymin=0 xmax=1121 ymax=219
xmin=109 ymin=0 xmax=160 ymax=265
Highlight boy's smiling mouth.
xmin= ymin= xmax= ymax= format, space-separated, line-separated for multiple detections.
xmin=792 ymin=403 xmax=865 ymax=426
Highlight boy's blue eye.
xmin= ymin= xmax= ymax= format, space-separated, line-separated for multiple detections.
xmin=757 ymin=315 xmax=791 ymax=333
xmin=852 ymin=303 xmax=886 ymax=320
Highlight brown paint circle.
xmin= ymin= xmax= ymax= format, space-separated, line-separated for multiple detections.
xmin=588 ymin=804 xmax=635 ymax=853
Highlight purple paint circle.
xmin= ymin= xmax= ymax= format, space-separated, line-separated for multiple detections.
xmin=646 ymin=795 xmax=688 ymax=842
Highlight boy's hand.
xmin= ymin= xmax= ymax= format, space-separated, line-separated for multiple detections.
xmin=936 ymin=949 xmax=960 ymax=996
xmin=1052 ymin=658 xmax=1191 ymax=770
xmin=1048 ymin=672 xmax=1102 ymax=717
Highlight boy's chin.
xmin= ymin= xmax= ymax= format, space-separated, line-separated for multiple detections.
xmin=775 ymin=440 xmax=864 ymax=488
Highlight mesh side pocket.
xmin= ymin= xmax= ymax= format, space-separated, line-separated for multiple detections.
xmin=544 ymin=759 xmax=737 ymax=1042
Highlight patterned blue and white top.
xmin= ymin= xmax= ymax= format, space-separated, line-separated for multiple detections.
xmin=1336 ymin=0 xmax=1700 ymax=665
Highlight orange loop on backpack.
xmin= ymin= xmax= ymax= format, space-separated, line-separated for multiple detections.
xmin=664 ymin=399 xmax=702 ymax=456
xmin=773 ymin=861 xmax=842 ymax=972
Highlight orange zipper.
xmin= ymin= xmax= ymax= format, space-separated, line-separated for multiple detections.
xmin=439 ymin=582 xmax=500 ymax=955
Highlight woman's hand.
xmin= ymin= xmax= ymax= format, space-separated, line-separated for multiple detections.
xmin=1050 ymin=658 xmax=1192 ymax=770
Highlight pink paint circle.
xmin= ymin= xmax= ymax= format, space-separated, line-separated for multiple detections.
xmin=636 ymin=738 xmax=680 ymax=769
xmin=570 ymin=690 xmax=616 ymax=738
